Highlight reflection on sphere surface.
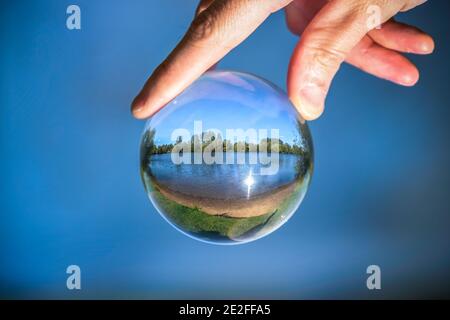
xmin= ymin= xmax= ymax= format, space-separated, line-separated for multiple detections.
xmin=140 ymin=70 xmax=313 ymax=244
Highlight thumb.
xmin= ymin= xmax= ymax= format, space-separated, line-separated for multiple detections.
xmin=287 ymin=0 xmax=417 ymax=120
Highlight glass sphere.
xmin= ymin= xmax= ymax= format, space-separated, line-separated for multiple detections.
xmin=140 ymin=70 xmax=313 ymax=244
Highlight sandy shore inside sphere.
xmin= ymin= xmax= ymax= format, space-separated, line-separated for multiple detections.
xmin=151 ymin=179 xmax=298 ymax=218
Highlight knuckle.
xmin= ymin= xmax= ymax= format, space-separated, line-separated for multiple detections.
xmin=189 ymin=10 xmax=216 ymax=42
xmin=307 ymin=42 xmax=346 ymax=72
xmin=187 ymin=0 xmax=242 ymax=47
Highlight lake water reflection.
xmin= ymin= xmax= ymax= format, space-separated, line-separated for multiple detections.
xmin=148 ymin=153 xmax=303 ymax=200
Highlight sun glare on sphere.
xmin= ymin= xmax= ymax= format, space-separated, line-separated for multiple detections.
xmin=244 ymin=172 xmax=255 ymax=187
xmin=244 ymin=170 xmax=255 ymax=199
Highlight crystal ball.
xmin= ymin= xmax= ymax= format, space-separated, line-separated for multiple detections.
xmin=140 ymin=70 xmax=313 ymax=244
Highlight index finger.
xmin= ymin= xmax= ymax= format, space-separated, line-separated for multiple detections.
xmin=132 ymin=0 xmax=292 ymax=119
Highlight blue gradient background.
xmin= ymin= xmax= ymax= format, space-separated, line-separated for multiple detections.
xmin=1 ymin=1 xmax=449 ymax=299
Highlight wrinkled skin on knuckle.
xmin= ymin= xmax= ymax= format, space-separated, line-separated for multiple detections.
xmin=329 ymin=3 xmax=366 ymax=33
xmin=187 ymin=0 xmax=241 ymax=47
xmin=303 ymin=26 xmax=348 ymax=70
xmin=188 ymin=9 xmax=217 ymax=42
xmin=187 ymin=0 xmax=269 ymax=49
xmin=299 ymin=30 xmax=348 ymax=91
xmin=312 ymin=45 xmax=346 ymax=72
xmin=305 ymin=44 xmax=345 ymax=90
xmin=301 ymin=2 xmax=369 ymax=72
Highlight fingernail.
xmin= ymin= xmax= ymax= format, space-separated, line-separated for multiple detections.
xmin=132 ymin=103 xmax=143 ymax=113
xmin=131 ymin=105 xmax=144 ymax=119
xmin=419 ymin=39 xmax=435 ymax=54
xmin=399 ymin=69 xmax=419 ymax=86
xmin=133 ymin=106 xmax=144 ymax=116
xmin=292 ymin=84 xmax=325 ymax=121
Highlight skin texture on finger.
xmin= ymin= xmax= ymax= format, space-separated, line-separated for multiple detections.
xmin=286 ymin=1 xmax=434 ymax=55
xmin=196 ymin=0 xmax=220 ymax=71
xmin=369 ymin=20 xmax=435 ymax=54
xmin=285 ymin=1 xmax=433 ymax=86
xmin=287 ymin=0 xmax=413 ymax=121
xmin=401 ymin=0 xmax=428 ymax=12
xmin=196 ymin=0 xmax=215 ymax=15
xmin=346 ymin=35 xmax=419 ymax=86
xmin=285 ymin=0 xmax=327 ymax=34
xmin=131 ymin=0 xmax=293 ymax=119
xmin=287 ymin=2 xmax=434 ymax=56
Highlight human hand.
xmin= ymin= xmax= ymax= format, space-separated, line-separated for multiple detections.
xmin=131 ymin=0 xmax=434 ymax=121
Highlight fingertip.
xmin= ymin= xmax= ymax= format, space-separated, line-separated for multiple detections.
xmin=133 ymin=107 xmax=156 ymax=120
xmin=131 ymin=95 xmax=154 ymax=119
xmin=132 ymin=108 xmax=150 ymax=120
xmin=399 ymin=66 xmax=420 ymax=87
xmin=290 ymin=94 xmax=324 ymax=121
xmin=402 ymin=75 xmax=419 ymax=87
xmin=131 ymin=96 xmax=144 ymax=118
xmin=410 ymin=33 xmax=435 ymax=54
xmin=419 ymin=35 xmax=435 ymax=54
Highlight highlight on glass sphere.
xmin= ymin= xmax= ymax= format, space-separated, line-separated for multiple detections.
xmin=140 ymin=70 xmax=313 ymax=244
